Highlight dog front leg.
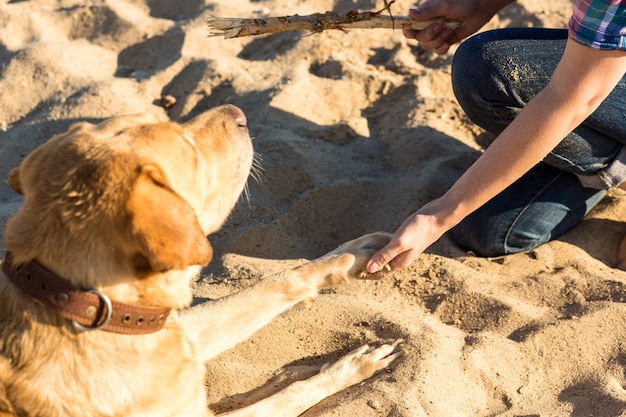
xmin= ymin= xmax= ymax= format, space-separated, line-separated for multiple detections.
xmin=179 ymin=269 xmax=328 ymax=361
xmin=179 ymin=232 xmax=393 ymax=362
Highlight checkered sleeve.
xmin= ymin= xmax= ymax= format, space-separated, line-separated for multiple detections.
xmin=568 ymin=0 xmax=626 ymax=50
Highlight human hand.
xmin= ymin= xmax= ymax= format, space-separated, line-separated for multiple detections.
xmin=366 ymin=208 xmax=448 ymax=273
xmin=403 ymin=0 xmax=515 ymax=54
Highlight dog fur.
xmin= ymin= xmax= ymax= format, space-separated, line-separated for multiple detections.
xmin=0 ymin=105 xmax=398 ymax=417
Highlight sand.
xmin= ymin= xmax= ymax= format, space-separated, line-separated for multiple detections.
xmin=2 ymin=0 xmax=626 ymax=415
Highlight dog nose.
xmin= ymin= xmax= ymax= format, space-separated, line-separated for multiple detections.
xmin=226 ymin=105 xmax=247 ymax=128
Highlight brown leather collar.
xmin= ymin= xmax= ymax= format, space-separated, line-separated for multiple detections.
xmin=2 ymin=251 xmax=171 ymax=335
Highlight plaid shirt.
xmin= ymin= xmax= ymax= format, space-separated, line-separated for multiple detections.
xmin=568 ymin=0 xmax=626 ymax=49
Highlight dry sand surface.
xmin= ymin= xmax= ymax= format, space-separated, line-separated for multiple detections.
xmin=2 ymin=0 xmax=626 ymax=415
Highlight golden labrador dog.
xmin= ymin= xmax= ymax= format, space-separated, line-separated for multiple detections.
xmin=0 ymin=105 xmax=399 ymax=417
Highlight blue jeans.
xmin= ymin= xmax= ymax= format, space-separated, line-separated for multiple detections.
xmin=449 ymin=28 xmax=626 ymax=256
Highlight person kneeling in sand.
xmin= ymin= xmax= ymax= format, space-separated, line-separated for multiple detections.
xmin=366 ymin=0 xmax=626 ymax=272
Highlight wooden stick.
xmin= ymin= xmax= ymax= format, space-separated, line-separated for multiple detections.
xmin=206 ymin=12 xmax=459 ymax=39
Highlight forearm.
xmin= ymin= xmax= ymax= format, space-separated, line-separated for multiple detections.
xmin=430 ymin=40 xmax=626 ymax=231
xmin=434 ymin=90 xmax=576 ymax=229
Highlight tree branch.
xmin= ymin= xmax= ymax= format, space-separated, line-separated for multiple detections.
xmin=206 ymin=12 xmax=459 ymax=39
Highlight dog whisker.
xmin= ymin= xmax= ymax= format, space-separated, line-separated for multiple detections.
xmin=250 ymin=168 xmax=263 ymax=184
xmin=250 ymin=152 xmax=264 ymax=184
xmin=240 ymin=153 xmax=264 ymax=209
xmin=242 ymin=183 xmax=252 ymax=208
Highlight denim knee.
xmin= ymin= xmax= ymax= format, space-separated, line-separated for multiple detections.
xmin=451 ymin=29 xmax=568 ymax=137
xmin=450 ymin=214 xmax=541 ymax=257
xmin=451 ymin=35 xmax=494 ymax=129
xmin=450 ymin=166 xmax=607 ymax=257
xmin=451 ymin=205 xmax=566 ymax=257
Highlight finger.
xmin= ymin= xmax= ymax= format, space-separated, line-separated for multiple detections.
xmin=404 ymin=7 xmax=440 ymax=40
xmin=412 ymin=25 xmax=454 ymax=53
xmin=440 ymin=28 xmax=455 ymax=43
xmin=388 ymin=249 xmax=416 ymax=270
xmin=408 ymin=5 xmax=442 ymax=21
xmin=434 ymin=42 xmax=451 ymax=55
xmin=413 ymin=20 xmax=460 ymax=53
xmin=432 ymin=29 xmax=458 ymax=54
xmin=413 ymin=23 xmax=444 ymax=43
xmin=366 ymin=242 xmax=401 ymax=273
xmin=403 ymin=28 xmax=417 ymax=39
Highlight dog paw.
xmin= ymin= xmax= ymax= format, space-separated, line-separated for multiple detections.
xmin=295 ymin=232 xmax=392 ymax=296
xmin=322 ymin=232 xmax=393 ymax=284
xmin=319 ymin=339 xmax=402 ymax=389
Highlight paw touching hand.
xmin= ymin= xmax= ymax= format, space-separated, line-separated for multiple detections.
xmin=323 ymin=232 xmax=394 ymax=282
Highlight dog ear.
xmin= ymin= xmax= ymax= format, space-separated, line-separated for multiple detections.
xmin=7 ymin=167 xmax=23 ymax=195
xmin=127 ymin=164 xmax=212 ymax=272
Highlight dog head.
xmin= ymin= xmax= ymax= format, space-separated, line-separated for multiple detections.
xmin=4 ymin=105 xmax=252 ymax=295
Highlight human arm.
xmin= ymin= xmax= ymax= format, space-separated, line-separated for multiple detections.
xmin=404 ymin=0 xmax=517 ymax=54
xmin=367 ymin=39 xmax=626 ymax=273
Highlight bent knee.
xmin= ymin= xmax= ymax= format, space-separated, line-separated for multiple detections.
xmin=451 ymin=215 xmax=551 ymax=257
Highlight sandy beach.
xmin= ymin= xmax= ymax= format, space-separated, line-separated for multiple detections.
xmin=2 ymin=0 xmax=626 ymax=415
